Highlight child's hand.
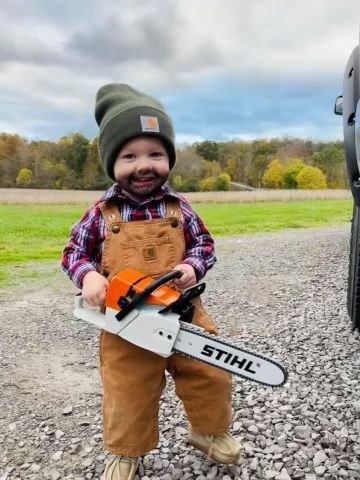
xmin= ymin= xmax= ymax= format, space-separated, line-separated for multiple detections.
xmin=172 ymin=264 xmax=197 ymax=289
xmin=82 ymin=271 xmax=109 ymax=307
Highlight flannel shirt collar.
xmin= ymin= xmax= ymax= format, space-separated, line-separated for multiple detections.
xmin=100 ymin=183 xmax=180 ymax=206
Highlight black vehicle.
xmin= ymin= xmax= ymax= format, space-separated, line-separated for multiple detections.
xmin=334 ymin=33 xmax=360 ymax=331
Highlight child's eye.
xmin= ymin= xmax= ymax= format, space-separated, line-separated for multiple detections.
xmin=122 ymin=153 xmax=135 ymax=160
xmin=151 ymin=151 xmax=164 ymax=157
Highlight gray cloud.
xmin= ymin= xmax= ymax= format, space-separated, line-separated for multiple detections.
xmin=66 ymin=2 xmax=222 ymax=75
xmin=68 ymin=18 xmax=176 ymax=65
xmin=0 ymin=32 xmax=63 ymax=65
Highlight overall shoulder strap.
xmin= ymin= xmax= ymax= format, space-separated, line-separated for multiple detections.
xmin=98 ymin=200 xmax=122 ymax=228
xmin=165 ymin=198 xmax=181 ymax=218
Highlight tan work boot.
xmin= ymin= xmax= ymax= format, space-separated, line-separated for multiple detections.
xmin=102 ymin=455 xmax=140 ymax=480
xmin=188 ymin=428 xmax=242 ymax=464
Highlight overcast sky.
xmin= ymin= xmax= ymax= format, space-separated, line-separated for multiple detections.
xmin=1 ymin=0 xmax=360 ymax=144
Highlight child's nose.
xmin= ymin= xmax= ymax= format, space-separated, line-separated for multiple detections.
xmin=136 ymin=155 xmax=152 ymax=170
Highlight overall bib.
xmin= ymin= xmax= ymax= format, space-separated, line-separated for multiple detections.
xmin=98 ymin=199 xmax=232 ymax=457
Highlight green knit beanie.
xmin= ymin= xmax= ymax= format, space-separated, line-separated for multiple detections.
xmin=95 ymin=83 xmax=176 ymax=180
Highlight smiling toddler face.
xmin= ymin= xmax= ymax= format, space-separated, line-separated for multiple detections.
xmin=113 ymin=136 xmax=170 ymax=201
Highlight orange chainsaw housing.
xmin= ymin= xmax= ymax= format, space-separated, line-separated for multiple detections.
xmin=105 ymin=269 xmax=181 ymax=312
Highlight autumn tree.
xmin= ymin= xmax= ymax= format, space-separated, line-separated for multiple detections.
xmin=16 ymin=168 xmax=32 ymax=187
xmin=247 ymin=140 xmax=279 ymax=187
xmin=199 ymin=173 xmax=231 ymax=191
xmin=194 ymin=140 xmax=219 ymax=162
xmin=283 ymin=158 xmax=305 ymax=189
xmin=295 ymin=165 xmax=327 ymax=189
xmin=214 ymin=173 xmax=231 ymax=190
xmin=198 ymin=176 xmax=216 ymax=191
xmin=82 ymin=137 xmax=110 ymax=190
xmin=0 ymin=133 xmax=28 ymax=187
xmin=57 ymin=133 xmax=89 ymax=179
xmin=72 ymin=133 xmax=89 ymax=176
xmin=57 ymin=136 xmax=74 ymax=171
xmin=262 ymin=159 xmax=284 ymax=188
xmin=224 ymin=158 xmax=236 ymax=179
xmin=312 ymin=143 xmax=346 ymax=188
xmin=218 ymin=141 xmax=252 ymax=183
xmin=200 ymin=159 xmax=221 ymax=178
xmin=169 ymin=147 xmax=202 ymax=191
xmin=276 ymin=138 xmax=313 ymax=163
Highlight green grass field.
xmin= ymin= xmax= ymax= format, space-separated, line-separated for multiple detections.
xmin=0 ymin=199 xmax=353 ymax=287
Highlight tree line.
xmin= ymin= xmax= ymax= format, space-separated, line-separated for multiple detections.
xmin=0 ymin=133 xmax=347 ymax=191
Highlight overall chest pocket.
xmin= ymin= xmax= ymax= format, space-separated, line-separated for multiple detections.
xmin=120 ymin=237 xmax=177 ymax=276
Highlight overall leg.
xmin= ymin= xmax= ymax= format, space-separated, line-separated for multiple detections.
xmin=100 ymin=330 xmax=166 ymax=457
xmin=168 ymin=353 xmax=232 ymax=435
xmin=167 ymin=299 xmax=241 ymax=463
xmin=168 ymin=297 xmax=232 ymax=434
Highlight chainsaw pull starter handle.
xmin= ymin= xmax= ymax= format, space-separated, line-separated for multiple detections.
xmin=115 ymin=270 xmax=183 ymax=321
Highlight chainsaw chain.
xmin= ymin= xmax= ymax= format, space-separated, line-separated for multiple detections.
xmin=173 ymin=324 xmax=288 ymax=387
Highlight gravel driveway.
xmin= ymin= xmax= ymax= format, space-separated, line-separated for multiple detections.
xmin=1 ymin=224 xmax=360 ymax=480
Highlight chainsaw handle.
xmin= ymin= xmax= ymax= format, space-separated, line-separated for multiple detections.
xmin=74 ymin=294 xmax=107 ymax=330
xmin=115 ymin=270 xmax=183 ymax=321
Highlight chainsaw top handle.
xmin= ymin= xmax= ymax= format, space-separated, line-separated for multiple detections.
xmin=115 ymin=270 xmax=183 ymax=321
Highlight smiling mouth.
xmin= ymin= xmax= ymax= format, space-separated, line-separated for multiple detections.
xmin=132 ymin=175 xmax=156 ymax=182
xmin=131 ymin=177 xmax=156 ymax=187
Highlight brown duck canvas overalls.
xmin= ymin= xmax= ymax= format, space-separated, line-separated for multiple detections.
xmin=98 ymin=198 xmax=232 ymax=457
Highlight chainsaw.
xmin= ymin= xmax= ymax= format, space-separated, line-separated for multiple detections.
xmin=73 ymin=269 xmax=287 ymax=387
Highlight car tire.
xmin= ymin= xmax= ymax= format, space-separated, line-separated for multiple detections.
xmin=348 ymin=201 xmax=360 ymax=330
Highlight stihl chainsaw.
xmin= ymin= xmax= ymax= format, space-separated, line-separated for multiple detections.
xmin=73 ymin=269 xmax=287 ymax=387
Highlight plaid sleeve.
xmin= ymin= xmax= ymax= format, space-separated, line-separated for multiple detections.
xmin=178 ymin=195 xmax=216 ymax=281
xmin=61 ymin=204 xmax=104 ymax=289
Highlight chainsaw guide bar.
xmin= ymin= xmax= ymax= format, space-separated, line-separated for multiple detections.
xmin=174 ymin=323 xmax=287 ymax=387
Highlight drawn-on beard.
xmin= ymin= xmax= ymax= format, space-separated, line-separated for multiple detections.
xmin=116 ymin=171 xmax=168 ymax=200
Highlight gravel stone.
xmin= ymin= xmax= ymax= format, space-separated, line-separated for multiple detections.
xmin=265 ymin=471 xmax=279 ymax=480
xmin=50 ymin=469 xmax=61 ymax=480
xmin=248 ymin=425 xmax=259 ymax=434
xmin=30 ymin=464 xmax=42 ymax=473
xmin=276 ymin=469 xmax=291 ymax=480
xmin=314 ymin=465 xmax=326 ymax=475
xmin=55 ymin=429 xmax=65 ymax=439
xmin=294 ymin=426 xmax=312 ymax=440
xmin=313 ymin=450 xmax=328 ymax=466
xmin=62 ymin=406 xmax=73 ymax=416
xmin=1 ymin=225 xmax=360 ymax=479
xmin=52 ymin=451 xmax=63 ymax=461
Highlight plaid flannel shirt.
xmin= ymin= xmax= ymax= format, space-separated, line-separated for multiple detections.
xmin=61 ymin=183 xmax=216 ymax=288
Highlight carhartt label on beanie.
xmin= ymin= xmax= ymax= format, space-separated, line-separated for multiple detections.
xmin=95 ymin=83 xmax=176 ymax=180
xmin=140 ymin=116 xmax=160 ymax=133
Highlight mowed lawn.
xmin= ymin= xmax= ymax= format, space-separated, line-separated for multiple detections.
xmin=0 ymin=200 xmax=353 ymax=286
